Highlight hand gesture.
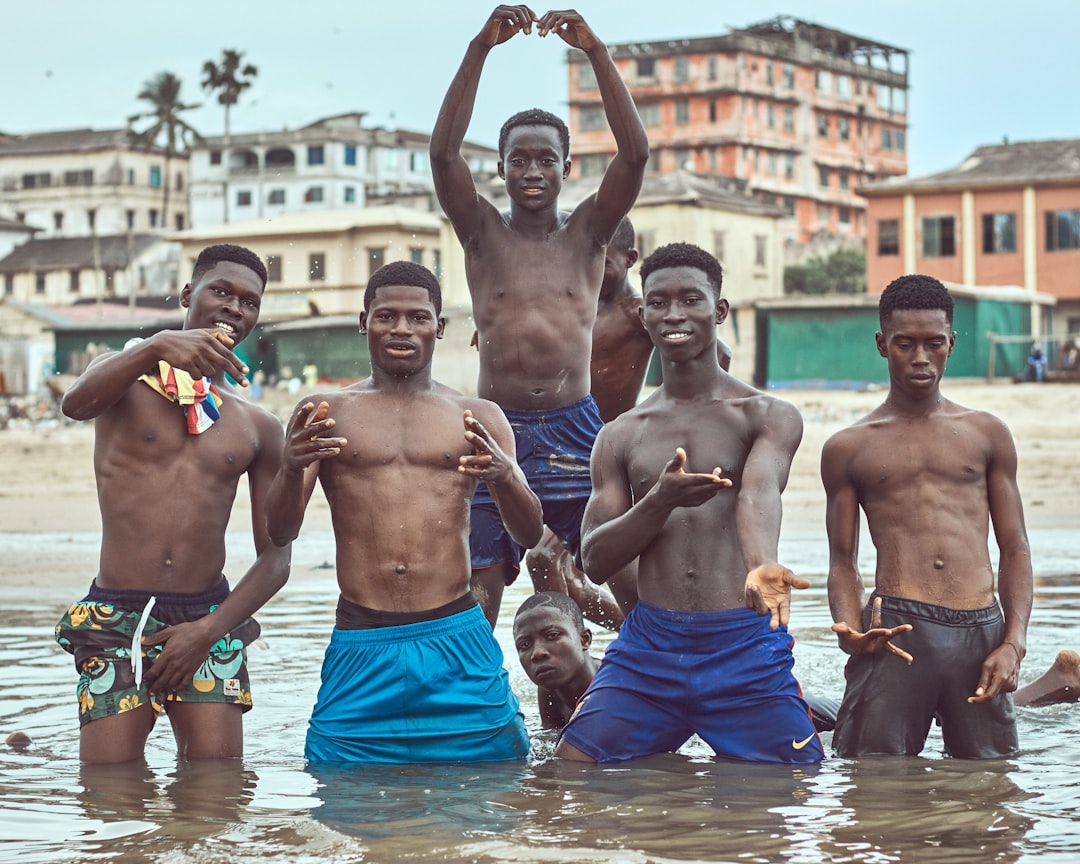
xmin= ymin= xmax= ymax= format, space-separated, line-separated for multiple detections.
xmin=968 ymin=641 xmax=1022 ymax=704
xmin=478 ymin=5 xmax=537 ymax=46
xmin=283 ymin=401 xmax=347 ymax=471
xmin=537 ymin=9 xmax=599 ymax=50
xmin=831 ymin=596 xmax=914 ymax=663
xmin=141 ymin=621 xmax=213 ymax=696
xmin=653 ymin=447 xmax=732 ymax=510
xmin=152 ymin=328 xmax=250 ymax=385
xmin=744 ymin=562 xmax=811 ymax=629
xmin=458 ymin=410 xmax=513 ymax=484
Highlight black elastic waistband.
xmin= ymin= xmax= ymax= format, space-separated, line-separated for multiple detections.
xmin=335 ymin=592 xmax=477 ymax=630
xmin=87 ymin=577 xmax=229 ymax=612
xmin=872 ymin=592 xmax=1002 ymax=626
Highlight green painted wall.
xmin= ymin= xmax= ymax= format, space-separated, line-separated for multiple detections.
xmin=271 ymin=326 xmax=370 ymax=381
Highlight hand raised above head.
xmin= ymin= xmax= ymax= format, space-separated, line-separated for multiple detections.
xmin=283 ymin=401 xmax=347 ymax=471
xmin=536 ymin=9 xmax=599 ymax=50
xmin=745 ymin=562 xmax=810 ymax=630
xmin=478 ymin=5 xmax=538 ymax=46
xmin=831 ymin=596 xmax=914 ymax=662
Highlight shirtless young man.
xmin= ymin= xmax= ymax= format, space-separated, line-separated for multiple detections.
xmin=525 ymin=217 xmax=734 ymax=623
xmin=556 ymin=243 xmax=822 ymax=764
xmin=56 ymin=244 xmax=290 ymax=764
xmin=430 ymin=5 xmax=649 ymax=625
xmin=823 ymin=275 xmax=1033 ymax=758
xmin=264 ymin=261 xmax=542 ymax=763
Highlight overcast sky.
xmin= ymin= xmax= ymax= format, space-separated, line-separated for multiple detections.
xmin=2 ymin=0 xmax=1076 ymax=177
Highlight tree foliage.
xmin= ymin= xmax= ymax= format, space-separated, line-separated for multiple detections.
xmin=783 ymin=248 xmax=867 ymax=295
xmin=201 ymin=49 xmax=258 ymax=136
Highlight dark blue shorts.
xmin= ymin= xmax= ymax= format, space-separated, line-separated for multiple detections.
xmin=470 ymin=395 xmax=602 ymax=578
xmin=559 ymin=600 xmax=824 ymax=764
xmin=832 ymin=593 xmax=1018 ymax=758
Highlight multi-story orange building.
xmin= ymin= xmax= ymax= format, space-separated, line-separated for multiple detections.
xmin=567 ymin=16 xmax=909 ymax=245
xmin=861 ymin=138 xmax=1080 ymax=339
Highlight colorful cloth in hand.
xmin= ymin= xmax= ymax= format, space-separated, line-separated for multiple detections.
xmin=125 ymin=337 xmax=223 ymax=434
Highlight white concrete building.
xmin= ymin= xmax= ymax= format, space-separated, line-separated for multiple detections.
xmin=188 ymin=112 xmax=498 ymax=229
xmin=0 ymin=128 xmax=189 ymax=237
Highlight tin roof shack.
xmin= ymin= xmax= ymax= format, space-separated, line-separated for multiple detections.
xmin=753 ymin=283 xmax=1055 ymax=389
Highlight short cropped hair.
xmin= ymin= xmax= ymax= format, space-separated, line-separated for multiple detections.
xmin=514 ymin=591 xmax=585 ymax=632
xmin=191 ymin=243 xmax=268 ymax=288
xmin=364 ymin=260 xmax=442 ymax=315
xmin=499 ymin=108 xmax=570 ymax=160
xmin=879 ymin=274 xmax=954 ymax=328
xmin=640 ymin=242 xmax=723 ymax=298
xmin=610 ymin=215 xmax=636 ymax=253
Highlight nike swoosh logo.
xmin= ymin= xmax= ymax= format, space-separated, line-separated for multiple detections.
xmin=792 ymin=734 xmax=816 ymax=750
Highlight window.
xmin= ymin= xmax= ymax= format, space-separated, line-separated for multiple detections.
xmin=149 ymin=165 xmax=162 ymax=188
xmin=410 ymin=248 xmax=424 ymax=265
xmin=175 ymin=213 xmax=184 ymax=230
xmin=344 ymin=144 xmax=357 ymax=166
xmin=818 ymin=166 xmax=830 ymax=188
xmin=126 ymin=209 xmax=135 ymax=229
xmin=237 ymin=190 xmax=252 ymax=207
xmin=895 ymin=129 xmax=906 ymax=152
xmin=754 ymin=235 xmax=767 ymax=268
xmin=878 ymin=85 xmax=892 ymax=111
xmin=816 ymin=69 xmax=832 ymax=94
xmin=578 ymin=63 xmax=598 ymax=89
xmin=674 ymin=148 xmax=691 ymax=170
xmin=268 ymin=188 xmax=286 ymax=205
xmin=383 ymin=149 xmax=400 ymax=169
xmin=709 ymin=99 xmax=717 ymax=123
xmin=127 ymin=168 xmax=135 ymax=185
xmin=782 ymin=195 xmax=796 ymax=216
xmin=149 ymin=208 xmax=159 ymax=228
xmin=707 ymin=57 xmax=717 ymax=81
xmin=766 ymin=104 xmax=774 ymax=129
xmin=433 ymin=249 xmax=442 ymax=281
xmin=983 ymin=213 xmax=1017 ymax=254
xmin=838 ymin=117 xmax=850 ymax=141
xmin=881 ymin=127 xmax=893 ymax=150
xmin=307 ymin=145 xmax=325 ymax=165
xmin=64 ymin=170 xmax=94 ymax=186
xmin=410 ymin=151 xmax=426 ymax=172
xmin=839 ymin=170 xmax=849 ymax=191
xmin=53 ymin=212 xmax=63 ymax=230
xmin=304 ymin=186 xmax=324 ymax=203
xmin=674 ymin=56 xmax=689 ymax=83
xmin=767 ymin=154 xmax=777 ymax=176
xmin=69 ymin=269 xmax=80 ymax=292
xmin=782 ymin=63 xmax=794 ymax=88
xmin=765 ymin=61 xmax=774 ymax=86
xmin=35 ymin=272 xmax=46 ymax=293
xmin=675 ymin=99 xmax=690 ymax=126
xmin=176 ymin=173 xmax=183 ymax=191
xmin=784 ymin=154 xmax=795 ymax=179
xmin=894 ymin=89 xmax=907 ymax=113
xmin=87 ymin=208 xmax=96 ymax=230
xmin=368 ymin=247 xmax=385 ymax=277
xmin=1045 ymin=209 xmax=1080 ymax=251
xmin=22 ymin=172 xmax=50 ymax=189
xmin=783 ymin=107 xmax=794 ymax=133
xmin=577 ymin=155 xmax=608 ymax=177
xmin=638 ymin=103 xmax=660 ymax=127
xmin=579 ymin=107 xmax=607 ymax=131
xmin=839 ymin=207 xmax=851 ymax=227
xmin=817 ymin=203 xmax=831 ymax=225
xmin=636 ymin=58 xmax=655 ymax=78
xmin=923 ymin=216 xmax=956 ymax=257
xmin=344 ymin=186 xmax=356 ymax=203
xmin=817 ymin=113 xmax=829 ymax=138
xmin=209 ymin=149 xmax=222 ymax=165
xmin=837 ymin=75 xmax=851 ymax=100
xmin=4 ymin=274 xmax=13 ymax=295
xmin=878 ymin=219 xmax=900 ymax=255
xmin=266 ymin=255 xmax=282 ymax=282
xmin=713 ymin=230 xmax=726 ymax=263
xmin=309 ymin=253 xmax=326 ymax=281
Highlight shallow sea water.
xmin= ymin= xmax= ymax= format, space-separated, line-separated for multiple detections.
xmin=1 ymin=529 xmax=1078 ymax=864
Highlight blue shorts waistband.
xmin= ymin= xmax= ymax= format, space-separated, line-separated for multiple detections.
xmin=631 ymin=598 xmax=770 ymax=627
xmin=500 ymin=394 xmax=598 ymax=423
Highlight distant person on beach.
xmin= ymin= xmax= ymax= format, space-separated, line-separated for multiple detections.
xmin=823 ymin=274 xmax=1033 ymax=758
xmin=264 ymin=261 xmax=541 ymax=763
xmin=430 ymin=5 xmax=649 ymax=627
xmin=524 ymin=216 xmax=734 ymax=625
xmin=55 ymin=243 xmax=290 ymax=765
xmin=554 ymin=242 xmax=824 ymax=764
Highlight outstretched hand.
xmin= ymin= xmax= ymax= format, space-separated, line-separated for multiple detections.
xmin=283 ymin=401 xmax=347 ymax=471
xmin=968 ymin=640 xmax=1022 ymax=704
xmin=537 ymin=9 xmax=600 ymax=50
xmin=744 ymin=563 xmax=810 ymax=629
xmin=478 ymin=5 xmax=537 ymax=45
xmin=459 ymin=410 xmax=514 ymax=484
xmin=652 ymin=447 xmax=732 ymax=510
xmin=831 ymin=596 xmax=914 ymax=663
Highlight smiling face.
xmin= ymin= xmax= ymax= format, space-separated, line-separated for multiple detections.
xmin=876 ymin=307 xmax=955 ymax=396
xmin=513 ymin=604 xmax=592 ymax=692
xmin=498 ymin=124 xmax=570 ymax=211
xmin=181 ymin=260 xmax=264 ymax=345
xmin=359 ymin=283 xmax=445 ymax=377
xmin=640 ymin=265 xmax=728 ymax=361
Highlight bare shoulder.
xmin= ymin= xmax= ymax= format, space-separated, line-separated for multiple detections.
xmin=228 ymin=392 xmax=284 ymax=441
xmin=460 ymin=394 xmax=508 ymax=427
xmin=947 ymin=401 xmax=1017 ymax=448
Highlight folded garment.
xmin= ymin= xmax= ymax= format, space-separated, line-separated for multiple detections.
xmin=126 ymin=337 xmax=224 ymax=434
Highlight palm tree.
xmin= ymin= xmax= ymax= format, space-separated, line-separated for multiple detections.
xmin=128 ymin=71 xmax=201 ymax=231
xmin=201 ymin=49 xmax=258 ymax=137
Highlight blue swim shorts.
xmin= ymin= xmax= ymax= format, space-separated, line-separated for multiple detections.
xmin=470 ymin=394 xmax=603 ymax=576
xmin=305 ymin=602 xmax=531 ymax=763
xmin=560 ymin=600 xmax=823 ymax=764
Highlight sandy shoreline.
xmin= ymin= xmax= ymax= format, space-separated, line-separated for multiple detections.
xmin=3 ymin=380 xmax=1077 ymax=592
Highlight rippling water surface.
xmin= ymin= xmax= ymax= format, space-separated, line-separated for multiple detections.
xmin=1 ymin=529 xmax=1077 ymax=863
